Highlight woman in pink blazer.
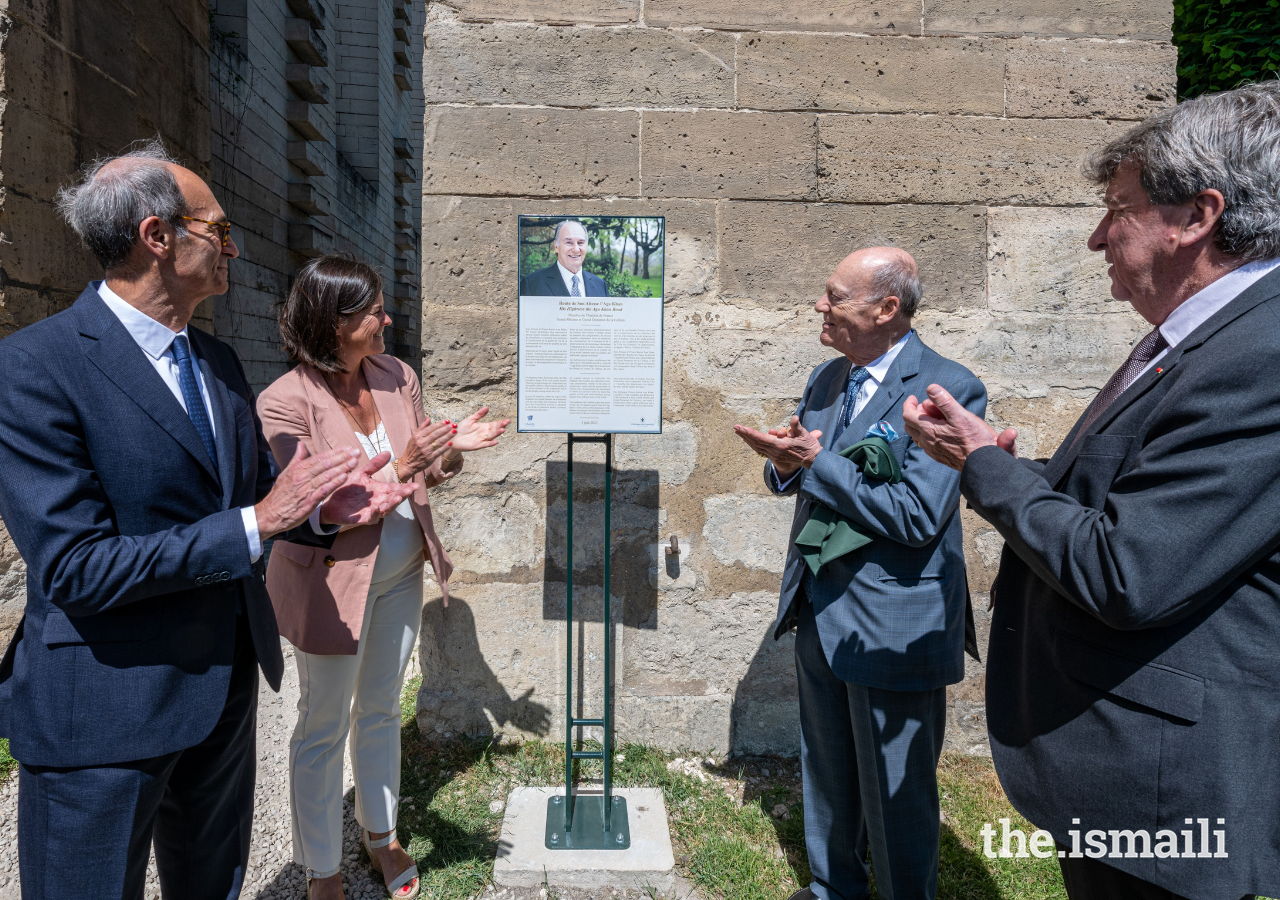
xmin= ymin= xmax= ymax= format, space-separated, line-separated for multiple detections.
xmin=257 ymin=256 xmax=507 ymax=900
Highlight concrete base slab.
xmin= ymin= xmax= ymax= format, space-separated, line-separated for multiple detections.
xmin=494 ymin=786 xmax=675 ymax=891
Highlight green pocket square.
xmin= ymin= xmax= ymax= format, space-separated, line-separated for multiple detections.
xmin=794 ymin=437 xmax=903 ymax=577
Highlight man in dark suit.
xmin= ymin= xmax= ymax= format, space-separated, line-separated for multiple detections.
xmin=0 ymin=143 xmax=413 ymax=899
xmin=904 ymin=82 xmax=1280 ymax=900
xmin=520 ymin=219 xmax=608 ymax=296
xmin=735 ymin=248 xmax=986 ymax=900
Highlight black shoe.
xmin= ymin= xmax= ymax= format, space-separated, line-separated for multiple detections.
xmin=787 ymin=889 xmax=816 ymax=900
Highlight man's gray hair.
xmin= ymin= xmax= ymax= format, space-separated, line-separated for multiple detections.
xmin=1084 ymin=80 xmax=1280 ymax=262
xmin=55 ymin=138 xmax=189 ymax=270
xmin=868 ymin=257 xmax=923 ymax=319
xmin=553 ymin=219 xmax=586 ymax=242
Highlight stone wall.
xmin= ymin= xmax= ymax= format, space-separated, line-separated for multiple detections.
xmin=416 ymin=0 xmax=1175 ymax=755
xmin=0 ymin=0 xmax=212 ymax=646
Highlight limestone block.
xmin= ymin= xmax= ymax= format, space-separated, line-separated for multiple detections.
xmin=421 ymin=305 xmax=518 ymax=399
xmin=434 ymin=0 xmax=640 ymax=24
xmin=987 ymin=391 xmax=1093 ymax=461
xmin=640 ymin=112 xmax=817 ymax=201
xmin=0 ymin=285 xmax=80 ymax=339
xmin=615 ymin=694 xmax=733 ymax=753
xmin=416 ymin=583 xmax=562 ymax=740
xmin=423 ymin=107 xmax=639 ymax=198
xmin=819 ymin=114 xmax=1124 ymax=206
xmin=645 ymin=539 xmax=698 ymax=591
xmin=614 ymin=422 xmax=698 ymax=486
xmin=923 ymin=0 xmax=1173 ymax=39
xmin=0 ymin=521 xmax=26 ymax=650
xmin=432 ymin=490 xmax=543 ymax=575
xmin=420 ymin=196 xmax=717 ymax=308
xmin=671 ymin=319 xmax=836 ymax=403
xmin=717 ymin=201 xmax=987 ymax=313
xmin=737 ymin=35 xmax=1004 ymax=115
xmin=423 ymin=17 xmax=735 ymax=108
xmin=917 ymin=310 xmax=1148 ymax=395
xmin=702 ymin=495 xmax=793 ymax=573
xmin=1006 ymin=38 xmax=1176 ymax=119
xmin=435 ymin=431 xmax=565 ymax=490
xmin=0 ymin=103 xmax=80 ymax=202
xmin=0 ymin=192 xmax=103 ymax=290
xmin=988 ymin=206 xmax=1137 ymax=317
xmin=646 ymin=0 xmax=920 ymax=33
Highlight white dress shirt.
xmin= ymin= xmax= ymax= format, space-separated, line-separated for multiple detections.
xmin=772 ymin=330 xmax=914 ymax=491
xmin=98 ymin=282 xmax=309 ymax=563
xmin=1140 ymin=257 xmax=1280 ymax=378
xmin=557 ymin=261 xmax=587 ymax=296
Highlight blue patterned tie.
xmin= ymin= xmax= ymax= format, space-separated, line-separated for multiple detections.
xmin=831 ymin=366 xmax=871 ymax=443
xmin=171 ymin=335 xmax=219 ymax=471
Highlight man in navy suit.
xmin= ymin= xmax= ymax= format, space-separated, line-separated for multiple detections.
xmin=0 ymin=143 xmax=413 ymax=900
xmin=736 ymin=248 xmax=986 ymax=900
xmin=520 ymin=219 xmax=608 ymax=296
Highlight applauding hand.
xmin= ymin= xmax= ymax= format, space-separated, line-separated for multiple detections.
xmin=439 ymin=406 xmax=510 ymax=466
xmin=733 ymin=415 xmax=824 ymax=477
xmin=319 ymin=451 xmax=416 ymax=525
xmin=395 ymin=418 xmax=457 ymax=481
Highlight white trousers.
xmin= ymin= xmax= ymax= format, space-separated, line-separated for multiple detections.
xmin=288 ymin=559 xmax=424 ymax=878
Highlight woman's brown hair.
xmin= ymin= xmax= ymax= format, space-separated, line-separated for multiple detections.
xmin=278 ymin=254 xmax=382 ymax=373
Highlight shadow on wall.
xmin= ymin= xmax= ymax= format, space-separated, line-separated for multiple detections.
xmin=415 ymin=596 xmax=553 ymax=739
xmin=730 ymin=630 xmax=801 ymax=757
xmin=540 ymin=458 xmax=660 ymax=630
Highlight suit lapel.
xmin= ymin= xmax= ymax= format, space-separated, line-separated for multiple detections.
xmin=76 ymin=290 xmax=220 ymax=484
xmin=300 ymin=364 xmax=368 ymax=458
xmin=365 ymin=358 xmax=412 ymax=479
xmin=832 ymin=334 xmax=921 ymax=454
xmin=813 ymin=359 xmax=852 ymax=451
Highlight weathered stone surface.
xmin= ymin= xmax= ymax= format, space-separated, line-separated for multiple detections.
xmin=819 ymin=114 xmax=1123 ymax=205
xmin=432 ymin=491 xmax=543 ymax=575
xmin=641 ymin=112 xmax=817 ymax=200
xmin=420 ymin=196 xmax=717 ymax=309
xmin=423 ymin=107 xmax=640 ymax=198
xmin=615 ymin=695 xmax=733 ymax=752
xmin=647 ymin=0 xmax=919 ymax=33
xmin=737 ymin=35 xmax=1004 ymax=115
xmin=421 ymin=304 xmax=519 ymax=401
xmin=671 ymin=317 xmax=836 ymax=403
xmin=615 ymin=422 xmax=699 ymax=486
xmin=0 ymin=192 xmax=103 ymax=289
xmin=923 ymin=0 xmax=1173 ymax=39
xmin=0 ymin=522 xmax=25 ymax=650
xmin=718 ymin=201 xmax=987 ymax=313
xmin=987 ymin=391 xmax=1094 ymax=460
xmin=702 ymin=495 xmax=793 ymax=573
xmin=987 ymin=205 xmax=1138 ymax=317
xmin=1006 ymin=38 xmax=1177 ymax=119
xmin=424 ymin=16 xmax=735 ymax=108
xmin=435 ymin=0 xmax=640 ymax=25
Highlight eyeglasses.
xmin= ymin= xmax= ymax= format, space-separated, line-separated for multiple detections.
xmin=180 ymin=216 xmax=233 ymax=247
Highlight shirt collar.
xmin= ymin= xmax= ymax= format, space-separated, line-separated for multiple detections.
xmin=557 ymin=261 xmax=584 ymax=286
xmin=1158 ymin=258 xmax=1280 ymax=350
xmin=97 ymin=280 xmax=189 ymax=360
xmin=859 ymin=330 xmax=913 ymax=386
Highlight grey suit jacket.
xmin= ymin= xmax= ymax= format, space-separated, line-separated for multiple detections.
xmin=962 ymin=266 xmax=1280 ymax=899
xmin=767 ymin=333 xmax=987 ymax=692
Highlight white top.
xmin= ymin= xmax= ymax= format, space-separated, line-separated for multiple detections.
xmin=1140 ymin=257 xmax=1280 ymax=378
xmin=772 ymin=330 xmax=914 ymax=491
xmin=97 ymin=281 xmax=268 ymax=561
xmin=355 ymin=423 xmax=424 ymax=583
xmin=557 ymin=261 xmax=586 ymax=295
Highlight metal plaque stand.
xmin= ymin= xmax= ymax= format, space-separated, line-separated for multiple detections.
xmin=545 ymin=433 xmax=630 ymax=850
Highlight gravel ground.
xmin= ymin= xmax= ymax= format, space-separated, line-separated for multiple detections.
xmin=0 ymin=644 xmax=699 ymax=900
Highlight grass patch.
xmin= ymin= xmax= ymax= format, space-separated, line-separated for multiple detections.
xmin=623 ymin=274 xmax=663 ymax=297
xmin=0 ymin=738 xmax=13 ymax=780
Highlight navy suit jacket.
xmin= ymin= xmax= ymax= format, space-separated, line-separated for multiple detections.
xmin=520 ymin=263 xmax=608 ymax=297
xmin=767 ymin=333 xmax=986 ymax=692
xmin=962 ymin=266 xmax=1280 ymax=899
xmin=0 ymin=284 xmax=330 ymax=768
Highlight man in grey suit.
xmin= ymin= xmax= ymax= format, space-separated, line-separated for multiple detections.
xmin=735 ymin=247 xmax=986 ymax=900
xmin=904 ymin=82 xmax=1280 ymax=899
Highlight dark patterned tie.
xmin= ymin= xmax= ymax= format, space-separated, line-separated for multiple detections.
xmin=171 ymin=335 xmax=219 ymax=470
xmin=571 ymin=273 xmax=582 ymax=297
xmin=831 ymin=366 xmax=871 ymax=443
xmin=1072 ymin=326 xmax=1169 ymax=447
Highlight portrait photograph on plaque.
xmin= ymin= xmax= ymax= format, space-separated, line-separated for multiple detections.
xmin=517 ymin=216 xmax=664 ymax=434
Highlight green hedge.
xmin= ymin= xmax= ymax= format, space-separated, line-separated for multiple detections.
xmin=1174 ymin=0 xmax=1280 ymax=99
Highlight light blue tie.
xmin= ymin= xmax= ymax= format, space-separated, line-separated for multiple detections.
xmin=571 ymin=273 xmax=582 ymax=297
xmin=171 ymin=335 xmax=219 ymax=472
xmin=831 ymin=366 xmax=871 ymax=443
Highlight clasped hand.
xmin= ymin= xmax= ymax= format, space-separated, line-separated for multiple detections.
xmin=254 ymin=443 xmax=416 ymax=540
xmin=902 ymin=384 xmax=1017 ymax=471
xmin=733 ymin=416 xmax=824 ymax=476
xmin=395 ymin=406 xmax=510 ymax=481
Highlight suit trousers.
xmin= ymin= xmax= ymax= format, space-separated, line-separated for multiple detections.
xmin=18 ymin=615 xmax=259 ymax=900
xmin=288 ymin=559 xmax=424 ymax=878
xmin=796 ymin=597 xmax=947 ymax=900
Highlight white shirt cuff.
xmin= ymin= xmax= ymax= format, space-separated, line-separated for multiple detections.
xmin=309 ymin=504 xmax=340 ymax=535
xmin=241 ymin=506 xmax=262 ymax=563
xmin=770 ymin=464 xmax=802 ymax=492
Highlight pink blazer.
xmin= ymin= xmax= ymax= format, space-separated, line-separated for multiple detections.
xmin=257 ymin=355 xmax=458 ymax=655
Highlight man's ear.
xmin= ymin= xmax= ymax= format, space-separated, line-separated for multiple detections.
xmin=137 ymin=215 xmax=173 ymax=261
xmin=1180 ymin=188 xmax=1226 ymax=249
xmin=876 ymin=295 xmax=901 ymax=325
